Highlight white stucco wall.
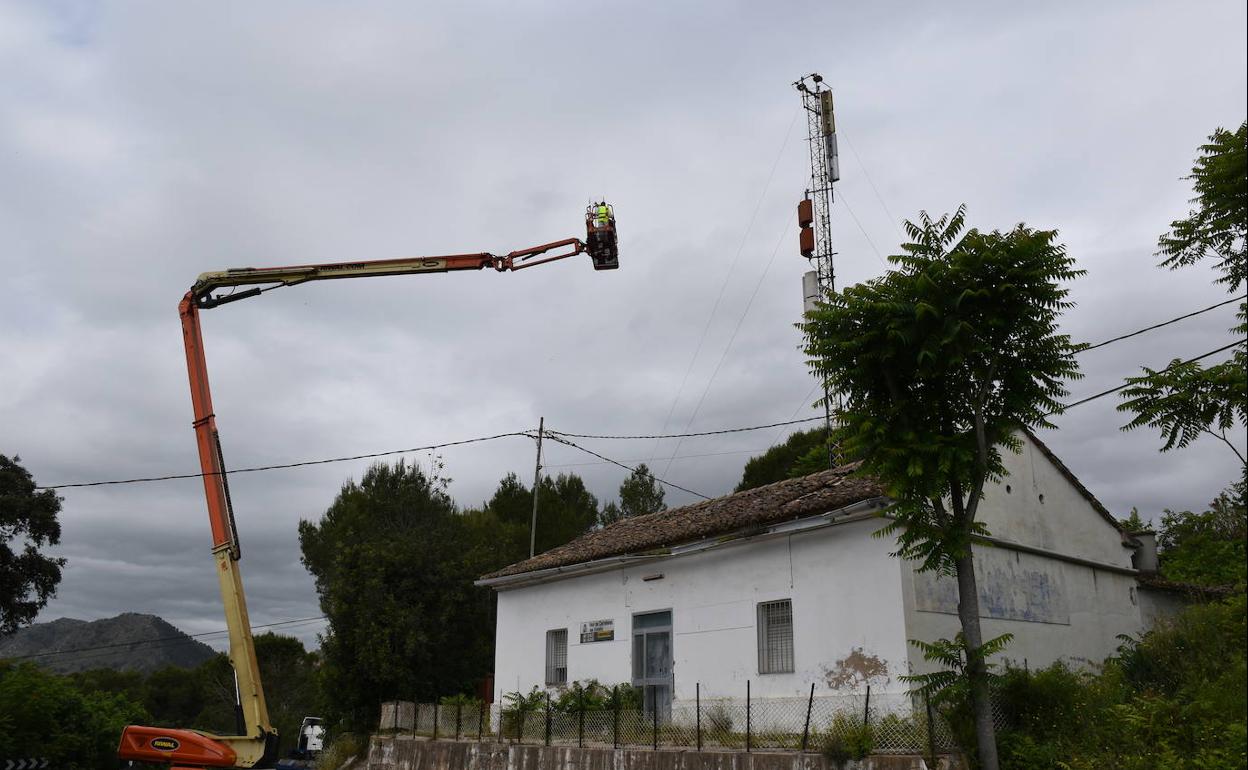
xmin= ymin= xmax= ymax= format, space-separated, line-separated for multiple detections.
xmin=492 ymin=518 xmax=911 ymax=704
xmin=976 ymin=433 xmax=1132 ymax=567
xmin=899 ymin=432 xmax=1143 ymax=675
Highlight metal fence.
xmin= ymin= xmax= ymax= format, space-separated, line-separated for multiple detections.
xmin=378 ymin=686 xmax=957 ymax=755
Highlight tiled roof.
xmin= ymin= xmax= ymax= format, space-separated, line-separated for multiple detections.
xmin=481 ymin=461 xmax=884 ymax=579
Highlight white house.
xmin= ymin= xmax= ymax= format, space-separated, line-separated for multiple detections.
xmin=477 ymin=430 xmax=1166 ymax=716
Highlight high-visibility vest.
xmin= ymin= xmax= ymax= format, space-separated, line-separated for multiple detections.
xmin=596 ymin=205 xmax=610 ymax=224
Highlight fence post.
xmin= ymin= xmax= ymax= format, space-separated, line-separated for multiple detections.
xmin=801 ymin=682 xmax=815 ymax=752
xmin=545 ymin=692 xmax=552 ymax=747
xmin=652 ymin=696 xmax=658 ymax=751
xmin=746 ymin=680 xmax=751 ymax=753
xmin=433 ymin=703 xmax=440 ymax=741
xmin=612 ymin=686 xmax=620 ymax=749
xmin=696 ymin=682 xmax=702 ymax=752
xmin=412 ymin=699 xmax=417 ymax=739
xmin=478 ymin=701 xmax=485 ymax=742
xmin=925 ymin=693 xmax=937 ymax=764
xmin=456 ymin=703 xmax=463 ymax=741
xmin=863 ymin=684 xmax=871 ymax=727
xmin=518 ymin=706 xmax=524 ymax=744
xmin=578 ymin=687 xmax=585 ymax=748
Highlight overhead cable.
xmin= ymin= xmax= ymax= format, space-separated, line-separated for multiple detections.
xmin=35 ymin=431 xmax=531 ymax=490
xmin=1080 ymin=295 xmax=1244 ymax=352
xmin=549 ymin=415 xmax=826 ymax=442
xmin=543 ymin=434 xmax=712 ymax=500
xmin=1050 ymin=340 xmax=1242 ymax=415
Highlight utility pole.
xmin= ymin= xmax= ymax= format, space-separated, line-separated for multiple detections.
xmin=529 ymin=416 xmax=544 ymax=558
xmin=794 ymin=72 xmax=842 ymax=469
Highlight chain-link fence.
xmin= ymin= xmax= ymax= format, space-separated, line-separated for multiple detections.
xmin=378 ymin=687 xmax=958 ymax=755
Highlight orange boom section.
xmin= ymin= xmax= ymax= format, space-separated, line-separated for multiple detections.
xmin=118 ymin=726 xmax=238 ymax=767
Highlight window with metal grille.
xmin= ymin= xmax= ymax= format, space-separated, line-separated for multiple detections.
xmin=757 ymin=599 xmax=794 ymax=674
xmin=545 ymin=628 xmax=568 ymax=685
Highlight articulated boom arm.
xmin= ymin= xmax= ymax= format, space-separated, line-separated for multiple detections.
xmin=118 ymin=210 xmax=618 ymax=770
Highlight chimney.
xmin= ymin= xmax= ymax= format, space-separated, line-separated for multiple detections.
xmin=1131 ymin=531 xmax=1159 ymax=573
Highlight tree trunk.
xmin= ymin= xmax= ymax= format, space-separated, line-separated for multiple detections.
xmin=955 ymin=545 xmax=1000 ymax=770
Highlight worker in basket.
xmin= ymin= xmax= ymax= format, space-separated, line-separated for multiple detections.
xmin=594 ymin=202 xmax=612 ymax=228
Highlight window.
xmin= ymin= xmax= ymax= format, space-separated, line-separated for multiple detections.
xmin=545 ymin=628 xmax=568 ymax=685
xmin=757 ymin=599 xmax=794 ymax=674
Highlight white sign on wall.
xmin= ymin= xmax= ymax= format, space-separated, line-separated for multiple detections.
xmin=580 ymin=619 xmax=614 ymax=643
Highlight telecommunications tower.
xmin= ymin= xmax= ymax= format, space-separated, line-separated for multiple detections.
xmin=794 ymin=73 xmax=841 ymax=467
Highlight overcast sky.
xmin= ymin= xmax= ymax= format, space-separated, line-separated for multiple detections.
xmin=2 ymin=0 xmax=1245 ymax=653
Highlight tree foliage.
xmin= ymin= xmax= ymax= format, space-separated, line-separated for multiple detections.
xmin=735 ymin=427 xmax=830 ymax=492
xmin=617 ymin=464 xmax=666 ymax=520
xmin=299 ymin=461 xmax=495 ymax=728
xmin=1154 ymin=482 xmax=1246 ymax=587
xmin=985 ymin=596 xmax=1247 ymax=770
xmin=1119 ymin=122 xmax=1247 ymax=472
xmin=0 ymin=455 xmax=66 ymax=634
xmin=802 ymin=207 xmax=1083 ymax=573
xmin=802 ymin=206 xmax=1083 ymax=770
xmin=0 ymin=660 xmax=148 ymax=769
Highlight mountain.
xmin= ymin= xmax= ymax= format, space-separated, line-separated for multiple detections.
xmin=0 ymin=612 xmax=218 ymax=674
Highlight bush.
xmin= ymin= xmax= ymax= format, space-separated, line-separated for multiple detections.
xmin=316 ymin=731 xmax=363 ymax=770
xmin=0 ymin=661 xmax=149 ymax=770
xmin=980 ymin=595 xmax=1248 ymax=770
xmin=822 ymin=712 xmax=874 ymax=765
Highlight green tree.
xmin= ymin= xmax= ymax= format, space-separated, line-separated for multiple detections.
xmin=617 ymin=464 xmax=666 ymax=519
xmin=485 ymin=471 xmax=599 ymax=554
xmin=735 ymin=427 xmax=830 ymax=492
xmin=802 ymin=207 xmax=1083 ymax=770
xmin=535 ymin=473 xmax=599 ymax=553
xmin=0 ymin=660 xmax=148 ymax=769
xmin=0 ymin=455 xmax=66 ymax=634
xmin=597 ymin=501 xmax=625 ymax=527
xmin=1119 ymin=122 xmax=1247 ymax=475
xmin=1154 ymin=482 xmax=1246 ymax=587
xmin=299 ymin=461 xmax=493 ymax=730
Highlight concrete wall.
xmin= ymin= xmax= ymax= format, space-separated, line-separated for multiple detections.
xmin=365 ymin=737 xmax=959 ymax=770
xmin=900 ymin=432 xmax=1142 ymax=675
xmin=493 ymin=519 xmax=911 ymax=703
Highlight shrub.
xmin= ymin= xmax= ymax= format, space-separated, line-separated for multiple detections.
xmin=316 ymin=732 xmax=363 ymax=770
xmin=822 ymin=712 xmax=874 ymax=765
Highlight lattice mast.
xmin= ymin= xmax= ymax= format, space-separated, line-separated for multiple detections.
xmin=794 ymin=73 xmax=841 ymax=468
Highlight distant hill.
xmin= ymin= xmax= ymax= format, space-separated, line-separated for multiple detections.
xmin=0 ymin=612 xmax=218 ymax=674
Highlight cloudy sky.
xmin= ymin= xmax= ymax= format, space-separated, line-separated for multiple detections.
xmin=2 ymin=0 xmax=1245 ymax=653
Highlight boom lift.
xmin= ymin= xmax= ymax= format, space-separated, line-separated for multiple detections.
xmin=118 ymin=205 xmax=619 ymax=770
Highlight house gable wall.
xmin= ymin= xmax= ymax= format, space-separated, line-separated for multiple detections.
xmin=974 ymin=432 xmax=1130 ymax=567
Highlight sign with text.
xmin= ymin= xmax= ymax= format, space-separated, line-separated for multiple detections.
xmin=580 ymin=619 xmax=614 ymax=643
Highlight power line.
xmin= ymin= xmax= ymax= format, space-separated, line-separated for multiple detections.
xmin=35 ymin=431 xmax=530 ymax=490
xmin=1080 ymin=296 xmax=1245 ymax=352
xmin=544 ymin=434 xmax=712 ymax=500
xmin=1052 ymin=341 xmax=1242 ymax=415
xmin=543 ymin=448 xmax=766 ymax=469
xmin=549 ymin=415 xmax=826 ymax=441
xmin=5 ymin=614 xmax=328 ymax=662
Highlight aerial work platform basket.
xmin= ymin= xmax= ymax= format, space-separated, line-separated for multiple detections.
xmin=586 ymin=201 xmax=619 ymax=270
